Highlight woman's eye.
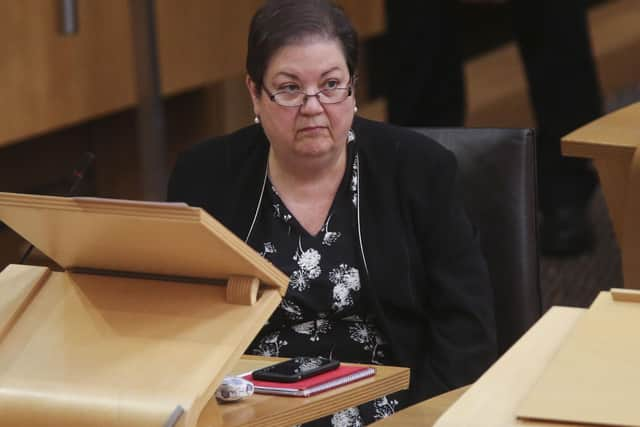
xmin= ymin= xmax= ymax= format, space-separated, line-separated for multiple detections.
xmin=280 ymin=84 xmax=300 ymax=92
xmin=324 ymin=80 xmax=340 ymax=89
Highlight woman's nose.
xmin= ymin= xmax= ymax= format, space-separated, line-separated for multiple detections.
xmin=299 ymin=93 xmax=324 ymax=114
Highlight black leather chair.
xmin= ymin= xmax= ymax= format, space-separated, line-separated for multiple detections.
xmin=412 ymin=128 xmax=542 ymax=355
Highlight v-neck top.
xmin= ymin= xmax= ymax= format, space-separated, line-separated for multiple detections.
xmin=246 ymin=139 xmax=392 ymax=367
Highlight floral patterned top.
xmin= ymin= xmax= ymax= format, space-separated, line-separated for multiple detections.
xmin=246 ymin=137 xmax=403 ymax=426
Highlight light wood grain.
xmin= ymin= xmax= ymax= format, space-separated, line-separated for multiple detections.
xmin=562 ymin=102 xmax=640 ymax=159
xmin=517 ymin=293 xmax=640 ymax=426
xmin=373 ymin=307 xmax=584 ymax=426
xmin=0 ymin=266 xmax=283 ymax=427
xmin=373 ymin=307 xmax=586 ymax=426
xmin=562 ymin=102 xmax=640 ymax=288
xmin=433 ymin=307 xmax=585 ymax=427
xmin=0 ymin=0 xmax=385 ymax=147
xmin=0 ymin=1 xmax=134 ymax=146
xmin=0 ymin=193 xmax=289 ymax=293
xmin=226 ymin=276 xmax=260 ymax=306
xmin=0 ymin=193 xmax=409 ymax=427
xmin=611 ymin=288 xmax=640 ymax=303
xmin=0 ymin=264 xmax=50 ymax=341
xmin=592 ymin=156 xmax=631 ymax=240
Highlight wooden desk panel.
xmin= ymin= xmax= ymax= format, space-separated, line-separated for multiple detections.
xmin=373 ymin=307 xmax=585 ymax=427
xmin=562 ymin=101 xmax=640 ymax=288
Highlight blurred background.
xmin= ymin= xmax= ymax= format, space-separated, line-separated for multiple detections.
xmin=1 ymin=0 xmax=638 ymax=308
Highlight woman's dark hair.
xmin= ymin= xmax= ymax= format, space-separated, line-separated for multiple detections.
xmin=247 ymin=0 xmax=358 ymax=93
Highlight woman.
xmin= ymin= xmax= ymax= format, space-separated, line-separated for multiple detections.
xmin=168 ymin=0 xmax=496 ymax=424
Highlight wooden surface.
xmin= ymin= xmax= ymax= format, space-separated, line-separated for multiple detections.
xmin=517 ymin=292 xmax=640 ymax=426
xmin=210 ymin=356 xmax=409 ymax=427
xmin=0 ymin=264 xmax=283 ymax=427
xmin=562 ymin=102 xmax=640 ymax=160
xmin=0 ymin=0 xmax=384 ymax=147
xmin=0 ymin=193 xmax=289 ymax=292
xmin=0 ymin=190 xmax=408 ymax=426
xmin=373 ymin=306 xmax=585 ymax=427
xmin=563 ymin=101 xmax=640 ymax=240
xmin=562 ymin=102 xmax=640 ymax=289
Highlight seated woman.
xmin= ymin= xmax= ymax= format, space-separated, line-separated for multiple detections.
xmin=168 ymin=0 xmax=497 ymax=424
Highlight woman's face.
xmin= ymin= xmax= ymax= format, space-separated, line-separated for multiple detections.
xmin=247 ymin=38 xmax=356 ymax=164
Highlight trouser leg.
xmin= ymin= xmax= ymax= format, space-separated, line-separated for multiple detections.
xmin=512 ymin=0 xmax=602 ymax=214
xmin=385 ymin=1 xmax=466 ymax=127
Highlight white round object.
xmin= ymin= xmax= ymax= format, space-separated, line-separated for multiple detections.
xmin=215 ymin=376 xmax=255 ymax=402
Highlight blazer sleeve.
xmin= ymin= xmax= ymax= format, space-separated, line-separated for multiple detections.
xmin=166 ymin=140 xmax=225 ymax=211
xmin=411 ymin=144 xmax=498 ymax=391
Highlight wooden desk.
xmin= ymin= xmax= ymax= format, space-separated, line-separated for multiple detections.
xmin=562 ymin=101 xmax=640 ymax=288
xmin=373 ymin=306 xmax=585 ymax=427
xmin=204 ymin=356 xmax=409 ymax=427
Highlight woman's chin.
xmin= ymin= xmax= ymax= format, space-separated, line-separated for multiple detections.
xmin=294 ymin=138 xmax=339 ymax=159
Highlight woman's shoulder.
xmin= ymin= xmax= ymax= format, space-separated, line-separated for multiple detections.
xmin=352 ymin=116 xmax=455 ymax=168
xmin=177 ymin=124 xmax=265 ymax=165
xmin=168 ymin=124 xmax=267 ymax=201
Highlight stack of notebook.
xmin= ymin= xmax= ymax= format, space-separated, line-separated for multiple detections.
xmin=245 ymin=365 xmax=376 ymax=397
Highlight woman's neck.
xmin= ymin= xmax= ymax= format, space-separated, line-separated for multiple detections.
xmin=267 ymin=147 xmax=347 ymax=236
xmin=267 ymin=147 xmax=347 ymax=198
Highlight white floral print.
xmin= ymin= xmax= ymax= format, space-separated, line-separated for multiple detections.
xmin=251 ymin=331 xmax=288 ymax=357
xmin=373 ymin=396 xmax=399 ymax=420
xmin=260 ymin=241 xmax=277 ymax=257
xmin=291 ymin=319 xmax=332 ymax=342
xmin=280 ymin=298 xmax=303 ymax=321
xmin=331 ymin=407 xmax=363 ymax=427
xmin=272 ymin=201 xmax=292 ymax=223
xmin=351 ymin=154 xmax=359 ymax=207
xmin=322 ymin=214 xmax=341 ymax=246
xmin=290 ymin=239 xmax=321 ymax=291
xmin=296 ymin=246 xmax=321 ymax=272
xmin=348 ymin=322 xmax=386 ymax=364
xmin=329 ymin=264 xmax=361 ymax=311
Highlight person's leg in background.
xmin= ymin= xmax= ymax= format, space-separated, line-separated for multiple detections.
xmin=385 ymin=1 xmax=466 ymax=127
xmin=512 ymin=0 xmax=603 ymax=256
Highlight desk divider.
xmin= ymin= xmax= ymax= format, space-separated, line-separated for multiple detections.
xmin=516 ymin=290 xmax=640 ymax=427
xmin=0 ymin=192 xmax=289 ymax=427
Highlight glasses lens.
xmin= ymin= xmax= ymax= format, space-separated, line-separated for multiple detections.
xmin=271 ymin=86 xmax=351 ymax=106
xmin=318 ymin=88 xmax=348 ymax=104
xmin=274 ymin=92 xmax=304 ymax=107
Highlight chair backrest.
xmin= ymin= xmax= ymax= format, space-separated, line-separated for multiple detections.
xmin=412 ymin=127 xmax=542 ymax=355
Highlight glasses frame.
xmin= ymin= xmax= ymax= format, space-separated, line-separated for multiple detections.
xmin=262 ymin=76 xmax=357 ymax=108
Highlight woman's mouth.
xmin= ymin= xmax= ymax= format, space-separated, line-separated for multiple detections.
xmin=299 ymin=126 xmax=327 ymax=133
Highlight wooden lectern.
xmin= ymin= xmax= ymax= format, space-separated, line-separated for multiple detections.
xmin=562 ymin=101 xmax=640 ymax=288
xmin=0 ymin=192 xmax=410 ymax=427
xmin=0 ymin=192 xmax=293 ymax=427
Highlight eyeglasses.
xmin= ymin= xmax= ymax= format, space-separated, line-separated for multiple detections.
xmin=263 ymin=78 xmax=356 ymax=107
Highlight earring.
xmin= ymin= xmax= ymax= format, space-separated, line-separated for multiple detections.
xmin=354 ymin=106 xmax=358 ymax=113
xmin=254 ymin=116 xmax=260 ymax=124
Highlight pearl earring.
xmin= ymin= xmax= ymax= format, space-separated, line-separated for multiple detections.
xmin=254 ymin=116 xmax=260 ymax=124
xmin=354 ymin=106 xmax=358 ymax=113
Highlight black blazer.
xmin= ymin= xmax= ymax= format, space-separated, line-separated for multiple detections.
xmin=168 ymin=116 xmax=497 ymax=404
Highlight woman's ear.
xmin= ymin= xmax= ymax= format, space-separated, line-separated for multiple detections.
xmin=246 ymin=75 xmax=261 ymax=116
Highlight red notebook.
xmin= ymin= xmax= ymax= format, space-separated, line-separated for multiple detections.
xmin=243 ymin=365 xmax=376 ymax=397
